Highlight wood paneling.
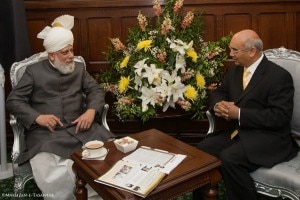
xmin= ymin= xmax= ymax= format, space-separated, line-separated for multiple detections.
xmin=23 ymin=0 xmax=300 ymax=75
xmin=5 ymin=0 xmax=300 ymax=150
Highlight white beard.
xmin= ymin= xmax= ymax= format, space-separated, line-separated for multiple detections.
xmin=53 ymin=58 xmax=75 ymax=74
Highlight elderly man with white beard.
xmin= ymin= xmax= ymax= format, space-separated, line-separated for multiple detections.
xmin=6 ymin=15 xmax=115 ymax=200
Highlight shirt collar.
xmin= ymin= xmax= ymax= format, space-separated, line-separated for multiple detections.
xmin=247 ymin=53 xmax=264 ymax=74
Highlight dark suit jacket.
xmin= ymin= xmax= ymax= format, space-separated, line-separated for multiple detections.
xmin=6 ymin=59 xmax=115 ymax=164
xmin=209 ymin=55 xmax=299 ymax=167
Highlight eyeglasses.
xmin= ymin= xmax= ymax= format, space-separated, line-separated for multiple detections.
xmin=229 ymin=47 xmax=250 ymax=54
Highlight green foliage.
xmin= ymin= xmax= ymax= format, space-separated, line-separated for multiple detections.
xmin=97 ymin=0 xmax=231 ymax=121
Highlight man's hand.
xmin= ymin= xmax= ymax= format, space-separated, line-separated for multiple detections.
xmin=214 ymin=101 xmax=239 ymax=120
xmin=72 ymin=109 xmax=96 ymax=134
xmin=35 ymin=114 xmax=63 ymax=132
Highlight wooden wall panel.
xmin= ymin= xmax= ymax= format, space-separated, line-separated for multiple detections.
xmin=259 ymin=13 xmax=288 ymax=49
xmin=202 ymin=15 xmax=217 ymax=42
xmin=224 ymin=14 xmax=252 ymax=35
xmin=73 ymin=19 xmax=81 ymax=57
xmin=23 ymin=0 xmax=300 ymax=74
xmin=87 ymin=17 xmax=113 ymax=62
xmin=27 ymin=19 xmax=47 ymax=53
xmin=4 ymin=0 xmax=300 ymax=150
xmin=120 ymin=17 xmax=137 ymax=41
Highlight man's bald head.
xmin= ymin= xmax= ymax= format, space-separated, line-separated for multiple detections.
xmin=232 ymin=29 xmax=263 ymax=52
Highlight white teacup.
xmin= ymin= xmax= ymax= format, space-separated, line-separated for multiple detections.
xmin=83 ymin=140 xmax=104 ymax=157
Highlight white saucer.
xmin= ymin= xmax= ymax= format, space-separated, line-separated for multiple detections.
xmin=82 ymin=147 xmax=108 ymax=159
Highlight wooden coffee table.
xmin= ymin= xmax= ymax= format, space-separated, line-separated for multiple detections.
xmin=71 ymin=129 xmax=222 ymax=200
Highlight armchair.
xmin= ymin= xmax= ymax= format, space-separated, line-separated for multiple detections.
xmin=9 ymin=52 xmax=110 ymax=197
xmin=206 ymin=47 xmax=300 ymax=200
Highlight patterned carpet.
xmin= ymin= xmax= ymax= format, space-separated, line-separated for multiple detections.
xmin=0 ymin=175 xmax=227 ymax=200
xmin=0 ymin=168 xmax=277 ymax=200
xmin=0 ymin=176 xmax=42 ymax=200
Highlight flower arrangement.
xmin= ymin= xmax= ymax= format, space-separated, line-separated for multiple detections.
xmin=97 ymin=0 xmax=231 ymax=122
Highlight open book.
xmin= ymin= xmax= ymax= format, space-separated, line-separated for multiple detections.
xmin=95 ymin=146 xmax=186 ymax=198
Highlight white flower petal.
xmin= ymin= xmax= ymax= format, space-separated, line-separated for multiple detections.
xmin=175 ymin=54 xmax=186 ymax=73
xmin=162 ymin=100 xmax=175 ymax=112
xmin=134 ymin=58 xmax=148 ymax=76
xmin=143 ymin=64 xmax=163 ymax=85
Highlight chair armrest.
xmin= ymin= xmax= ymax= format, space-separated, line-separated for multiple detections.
xmin=101 ymin=104 xmax=110 ymax=131
xmin=9 ymin=104 xmax=110 ymax=161
xmin=206 ymin=110 xmax=216 ymax=135
xmin=9 ymin=114 xmax=24 ymax=164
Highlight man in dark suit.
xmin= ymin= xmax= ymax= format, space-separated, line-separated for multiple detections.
xmin=194 ymin=29 xmax=299 ymax=200
xmin=6 ymin=15 xmax=115 ymax=199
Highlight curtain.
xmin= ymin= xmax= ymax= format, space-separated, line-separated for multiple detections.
xmin=0 ymin=0 xmax=31 ymax=70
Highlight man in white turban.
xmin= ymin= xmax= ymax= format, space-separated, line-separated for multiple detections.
xmin=6 ymin=14 xmax=115 ymax=200
xmin=38 ymin=14 xmax=74 ymax=53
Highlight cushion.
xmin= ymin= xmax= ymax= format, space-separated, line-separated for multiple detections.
xmin=251 ymin=140 xmax=300 ymax=199
xmin=267 ymin=53 xmax=300 ymax=136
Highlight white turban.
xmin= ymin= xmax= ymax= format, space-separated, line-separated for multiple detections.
xmin=37 ymin=15 xmax=74 ymax=53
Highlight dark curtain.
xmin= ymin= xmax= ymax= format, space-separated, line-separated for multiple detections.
xmin=0 ymin=0 xmax=31 ymax=71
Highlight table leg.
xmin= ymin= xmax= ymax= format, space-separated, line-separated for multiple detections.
xmin=75 ymin=175 xmax=87 ymax=200
xmin=203 ymin=186 xmax=218 ymax=200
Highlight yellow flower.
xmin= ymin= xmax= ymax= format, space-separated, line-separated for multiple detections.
xmin=118 ymin=76 xmax=130 ymax=93
xmin=196 ymin=73 xmax=206 ymax=88
xmin=186 ymin=49 xmax=198 ymax=62
xmin=98 ymin=0 xmax=231 ymax=121
xmin=136 ymin=40 xmax=152 ymax=51
xmin=120 ymin=56 xmax=130 ymax=68
xmin=184 ymin=85 xmax=198 ymax=101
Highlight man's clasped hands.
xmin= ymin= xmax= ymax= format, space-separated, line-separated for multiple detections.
xmin=214 ymin=101 xmax=240 ymax=120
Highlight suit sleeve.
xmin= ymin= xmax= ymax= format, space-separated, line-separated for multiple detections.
xmin=82 ymin=70 xmax=105 ymax=115
xmin=6 ymin=67 xmax=40 ymax=129
xmin=208 ymin=69 xmax=232 ymax=110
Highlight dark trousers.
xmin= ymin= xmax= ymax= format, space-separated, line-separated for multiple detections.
xmin=193 ymin=132 xmax=260 ymax=200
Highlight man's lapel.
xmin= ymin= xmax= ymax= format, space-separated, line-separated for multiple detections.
xmin=235 ymin=56 xmax=268 ymax=104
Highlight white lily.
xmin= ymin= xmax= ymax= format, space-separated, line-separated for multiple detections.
xmin=142 ymin=105 xmax=149 ymax=112
xmin=139 ymin=86 xmax=157 ymax=108
xmin=160 ymin=69 xmax=177 ymax=83
xmin=167 ymin=38 xmax=194 ymax=56
xmin=133 ymin=58 xmax=148 ymax=76
xmin=161 ymin=85 xmax=177 ymax=110
xmin=134 ymin=75 xmax=143 ymax=90
xmin=170 ymin=77 xmax=186 ymax=102
xmin=155 ymin=80 xmax=169 ymax=100
xmin=155 ymin=81 xmax=175 ymax=111
xmin=163 ymin=76 xmax=186 ymax=103
xmin=143 ymin=64 xmax=163 ymax=85
xmin=175 ymin=54 xmax=186 ymax=73
xmin=163 ymin=99 xmax=176 ymax=112
xmin=167 ymin=38 xmax=185 ymax=55
xmin=159 ymin=71 xmax=178 ymax=101
xmin=186 ymin=40 xmax=194 ymax=50
xmin=155 ymin=77 xmax=186 ymax=112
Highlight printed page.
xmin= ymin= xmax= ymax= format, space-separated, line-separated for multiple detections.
xmin=122 ymin=146 xmax=186 ymax=174
xmin=95 ymin=160 xmax=166 ymax=198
